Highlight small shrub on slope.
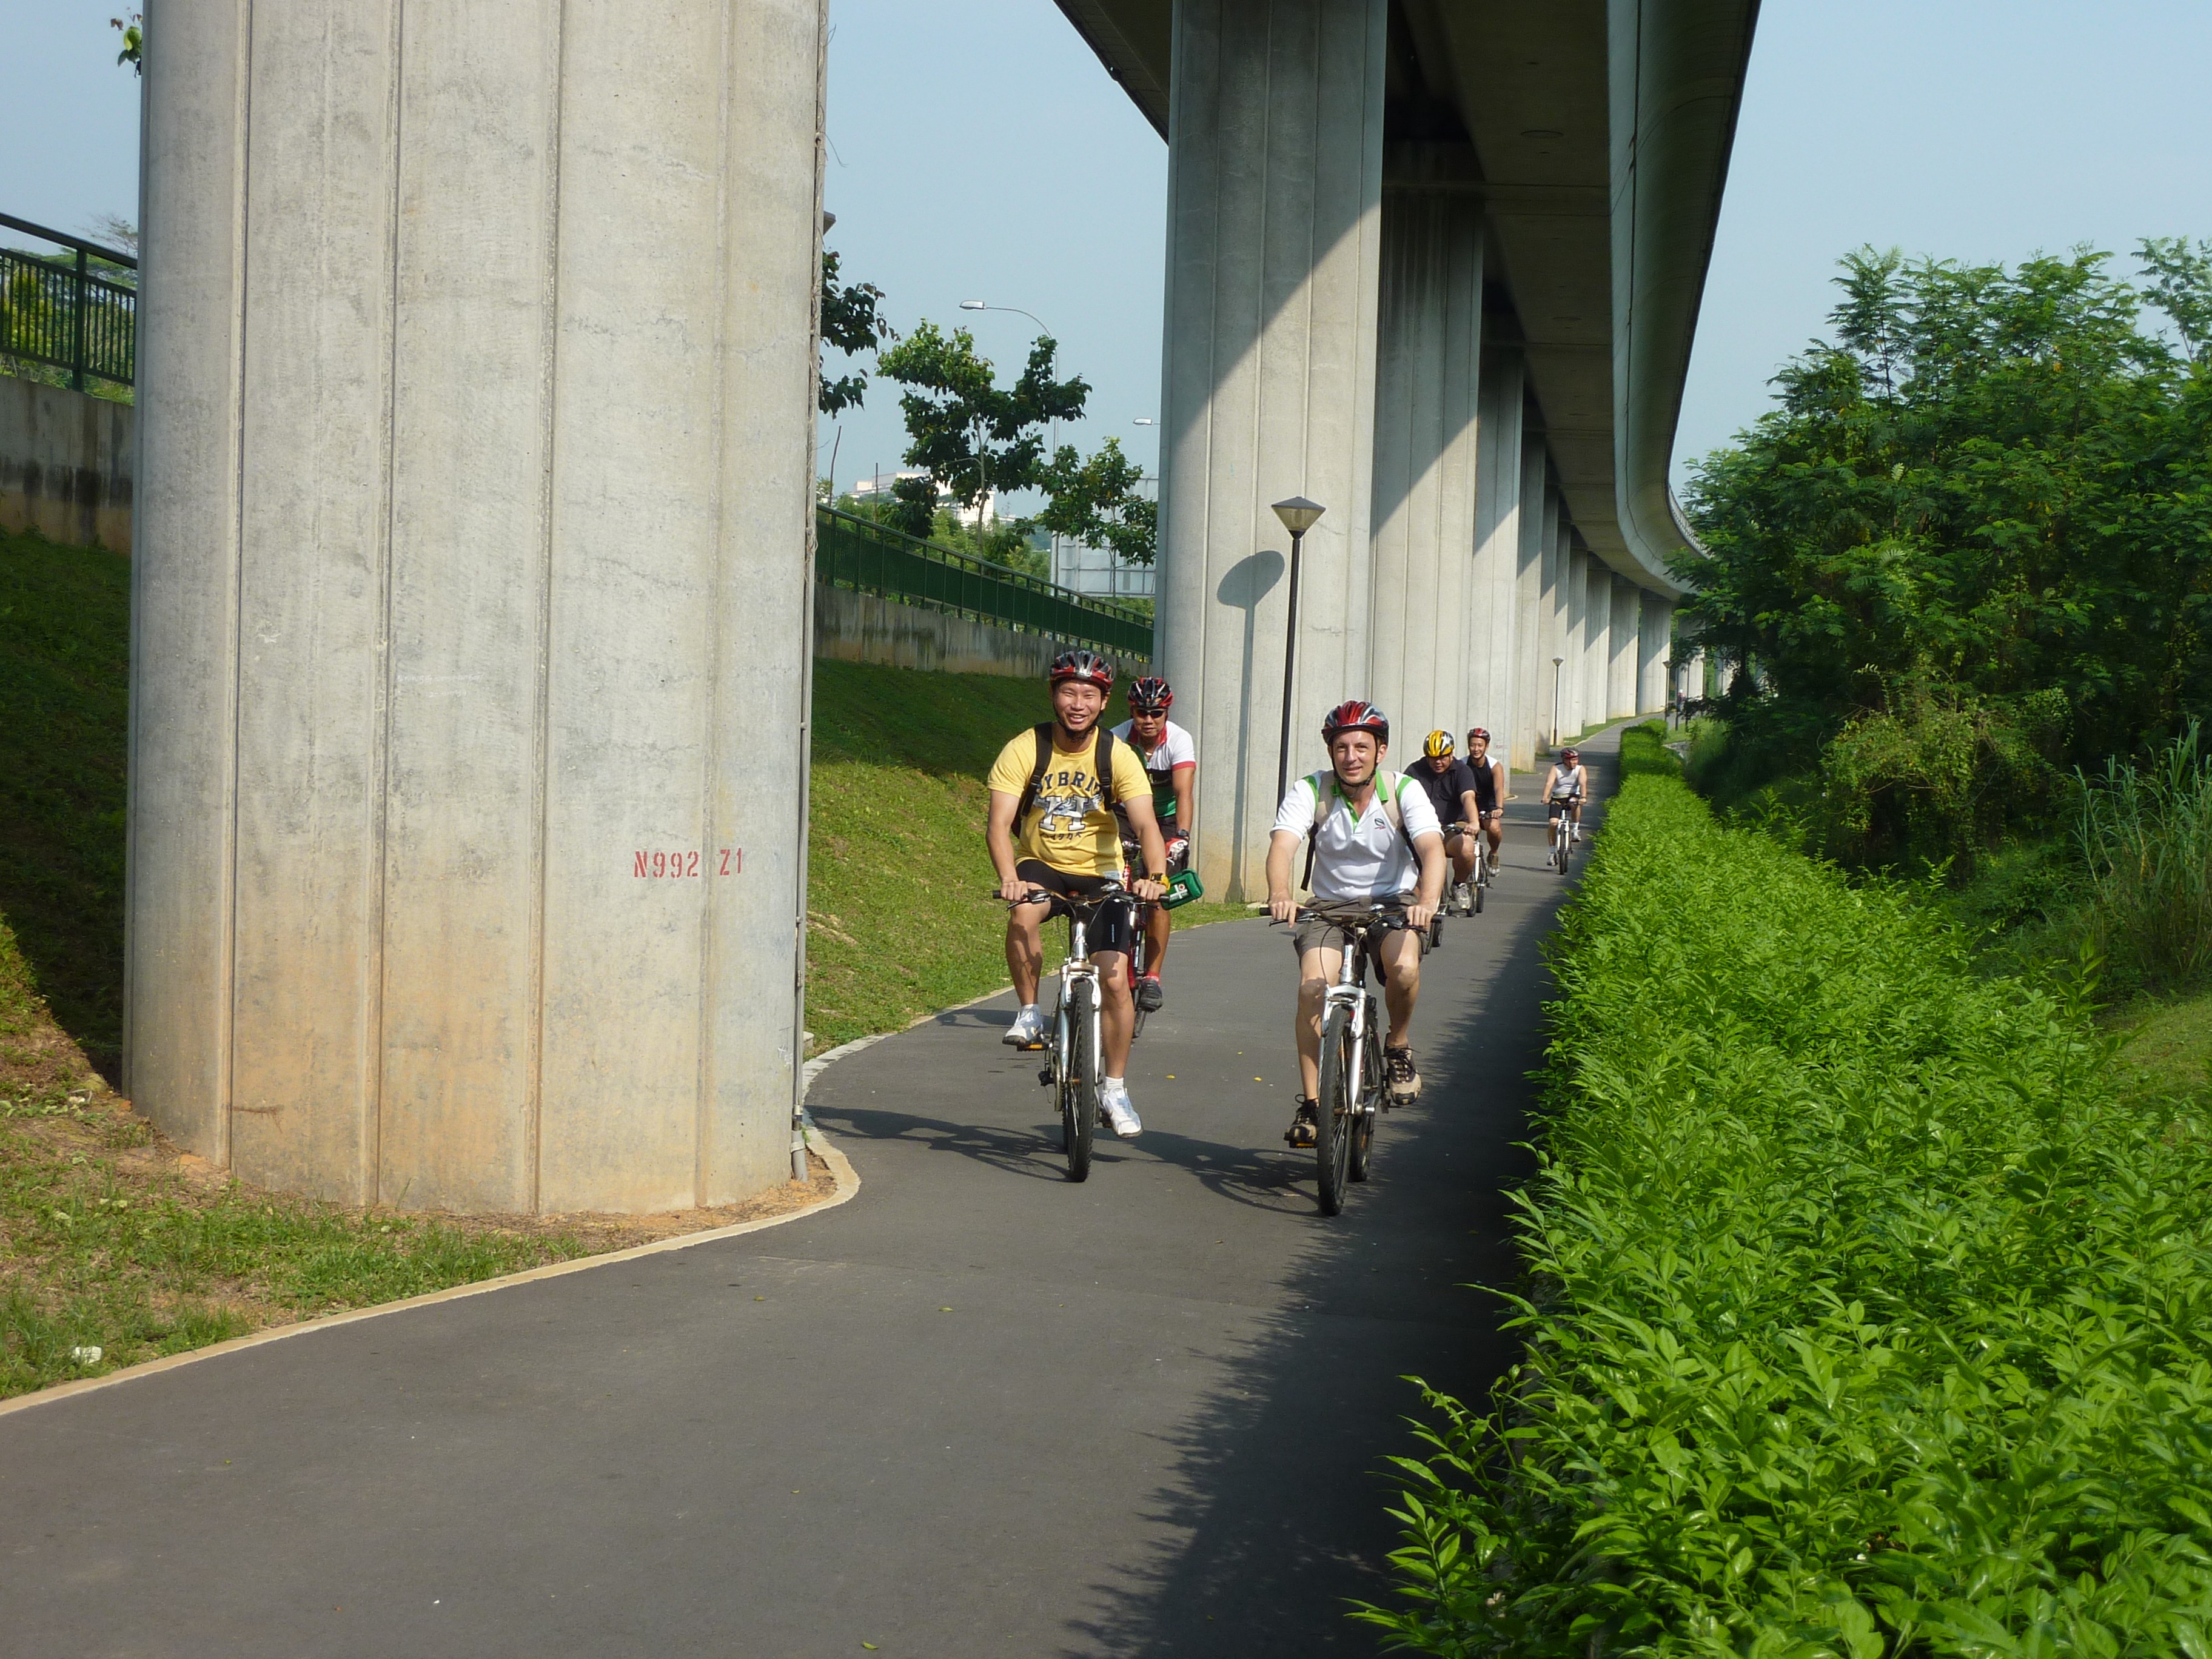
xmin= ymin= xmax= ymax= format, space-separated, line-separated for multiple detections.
xmin=1358 ymin=774 xmax=2212 ymax=1657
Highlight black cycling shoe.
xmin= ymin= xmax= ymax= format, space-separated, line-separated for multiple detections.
xmin=1384 ymin=1046 xmax=1422 ymax=1105
xmin=1135 ymin=974 xmax=1165 ymax=1013
xmin=1284 ymin=1098 xmax=1318 ymax=1148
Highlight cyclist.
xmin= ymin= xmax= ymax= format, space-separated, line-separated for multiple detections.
xmin=1111 ymin=677 xmax=1197 ymax=1013
xmin=1466 ymin=726 xmax=1507 ymax=877
xmin=1412 ymin=731 xmax=1482 ymax=912
xmin=1265 ymin=700 xmax=1446 ymax=1148
xmin=987 ymin=650 xmax=1170 ymax=1139
xmin=1541 ymin=745 xmax=1588 ymax=858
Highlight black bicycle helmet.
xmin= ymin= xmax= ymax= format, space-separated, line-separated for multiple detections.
xmin=1321 ymin=699 xmax=1389 ymax=745
xmin=1048 ymin=649 xmax=1114 ymax=691
xmin=1127 ymin=676 xmax=1173 ymax=712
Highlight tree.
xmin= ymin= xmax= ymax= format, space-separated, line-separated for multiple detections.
xmin=1033 ymin=436 xmax=1156 ymax=566
xmin=1677 ymin=243 xmax=2212 ymax=859
xmin=819 ymin=250 xmax=891 ymax=415
xmin=874 ymin=321 xmax=1087 ymax=538
xmin=110 ymin=13 xmax=141 ymax=75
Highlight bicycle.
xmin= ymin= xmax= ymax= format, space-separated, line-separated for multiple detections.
xmin=1449 ymin=822 xmax=1490 ymax=916
xmin=1008 ymin=885 xmax=1131 ymax=1182
xmin=1547 ymin=797 xmax=1582 ymax=876
xmin=1275 ymin=904 xmax=1407 ymax=1216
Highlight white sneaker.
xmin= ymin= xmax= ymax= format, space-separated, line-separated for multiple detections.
xmin=1003 ymin=1005 xmax=1047 ymax=1048
xmin=1098 ymin=1078 xmax=1142 ymax=1139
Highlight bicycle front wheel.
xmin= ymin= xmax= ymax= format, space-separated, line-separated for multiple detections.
xmin=1349 ymin=1015 xmax=1381 ymax=1182
xmin=1314 ymin=1004 xmax=1356 ymax=1216
xmin=1061 ymin=980 xmax=1096 ymax=1182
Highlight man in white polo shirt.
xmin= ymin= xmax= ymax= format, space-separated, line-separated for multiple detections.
xmin=1264 ymin=699 xmax=1446 ymax=1148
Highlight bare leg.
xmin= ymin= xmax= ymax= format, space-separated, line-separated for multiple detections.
xmin=1379 ymin=930 xmax=1423 ymax=1047
xmin=1099 ymin=951 xmax=1136 ymax=1075
xmin=1142 ymin=904 xmax=1171 ymax=977
xmin=1294 ymin=947 xmax=1341 ymax=1096
xmin=1005 ymin=902 xmax=1047 ymax=1004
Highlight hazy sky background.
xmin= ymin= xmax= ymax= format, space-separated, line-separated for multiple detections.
xmin=6 ymin=0 xmax=2208 ymax=509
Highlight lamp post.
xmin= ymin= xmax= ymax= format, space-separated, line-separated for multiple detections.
xmin=1270 ymin=496 xmax=1326 ymax=809
xmin=1551 ymin=655 xmax=1565 ymax=751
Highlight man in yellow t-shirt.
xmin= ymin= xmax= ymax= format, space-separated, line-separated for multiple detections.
xmin=985 ymin=649 xmax=1168 ymax=1138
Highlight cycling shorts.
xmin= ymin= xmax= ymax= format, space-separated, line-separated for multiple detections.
xmin=1013 ymin=859 xmax=1135 ymax=956
xmin=1546 ymin=796 xmax=1582 ymax=819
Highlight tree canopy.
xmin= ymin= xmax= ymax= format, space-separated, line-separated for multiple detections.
xmin=1677 ymin=242 xmax=2212 ymax=855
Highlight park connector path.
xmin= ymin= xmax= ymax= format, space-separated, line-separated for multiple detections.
xmin=0 ymin=731 xmax=1625 ymax=1658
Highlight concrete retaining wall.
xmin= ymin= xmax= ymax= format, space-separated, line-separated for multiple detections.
xmin=813 ymin=582 xmax=1153 ymax=679
xmin=0 ymin=376 xmax=134 ymax=552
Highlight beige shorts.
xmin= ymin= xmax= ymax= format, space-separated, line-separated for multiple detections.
xmin=1291 ymin=904 xmax=1425 ymax=963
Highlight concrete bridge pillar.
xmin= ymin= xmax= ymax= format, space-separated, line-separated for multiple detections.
xmin=1638 ymin=595 xmax=1673 ymax=713
xmin=1580 ymin=554 xmax=1610 ymax=736
xmin=129 ymin=0 xmax=825 ymax=1212
xmin=1365 ymin=191 xmax=1482 ymax=749
xmin=1508 ymin=440 xmax=1553 ymax=774
xmin=1607 ymin=577 xmax=1641 ymax=720
xmin=1465 ymin=345 xmax=1524 ymax=768
xmin=1539 ymin=501 xmax=1572 ymax=749
xmin=1157 ymin=0 xmax=1388 ymax=900
xmin=1561 ymin=543 xmax=1588 ymax=739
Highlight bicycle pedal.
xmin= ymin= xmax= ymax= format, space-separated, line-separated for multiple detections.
xmin=1036 ymin=1067 xmax=1054 ymax=1087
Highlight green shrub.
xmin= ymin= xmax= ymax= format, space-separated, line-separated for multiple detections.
xmin=1616 ymin=720 xmax=1680 ymax=780
xmin=1359 ymin=774 xmax=2212 ymax=1656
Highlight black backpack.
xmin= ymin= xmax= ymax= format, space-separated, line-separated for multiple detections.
xmin=1014 ymin=723 xmax=1126 ymax=839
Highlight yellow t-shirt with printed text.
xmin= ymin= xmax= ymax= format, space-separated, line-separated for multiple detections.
xmin=988 ymin=728 xmax=1155 ymax=878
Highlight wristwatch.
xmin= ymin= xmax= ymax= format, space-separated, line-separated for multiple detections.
xmin=1147 ymin=871 xmax=1168 ymax=882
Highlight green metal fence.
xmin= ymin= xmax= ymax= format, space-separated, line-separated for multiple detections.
xmin=816 ymin=504 xmax=1153 ymax=662
xmin=1 ymin=212 xmax=137 ymax=392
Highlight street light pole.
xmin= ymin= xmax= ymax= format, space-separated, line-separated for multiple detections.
xmin=1270 ymin=497 xmax=1326 ymax=811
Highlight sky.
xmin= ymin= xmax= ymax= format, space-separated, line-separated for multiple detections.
xmin=6 ymin=0 xmax=2208 ymax=504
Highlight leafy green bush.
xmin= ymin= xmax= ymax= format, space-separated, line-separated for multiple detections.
xmin=1359 ymin=774 xmax=2212 ymax=1656
xmin=1616 ymin=720 xmax=1680 ymax=780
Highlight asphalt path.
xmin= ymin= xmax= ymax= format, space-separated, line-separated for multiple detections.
xmin=0 ymin=730 xmax=1623 ymax=1658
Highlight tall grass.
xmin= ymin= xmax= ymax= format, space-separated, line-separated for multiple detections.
xmin=1359 ymin=774 xmax=2212 ymax=1657
xmin=2075 ymin=722 xmax=2212 ymax=993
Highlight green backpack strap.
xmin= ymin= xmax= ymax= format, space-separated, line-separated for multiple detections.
xmin=1303 ymin=771 xmax=1418 ymax=891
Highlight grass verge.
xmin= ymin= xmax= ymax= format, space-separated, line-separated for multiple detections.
xmin=805 ymin=655 xmax=1242 ymax=1050
xmin=1359 ymin=769 xmax=2212 ymax=1654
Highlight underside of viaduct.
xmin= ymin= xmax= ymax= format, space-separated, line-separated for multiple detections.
xmin=122 ymin=0 xmax=1754 ymax=1213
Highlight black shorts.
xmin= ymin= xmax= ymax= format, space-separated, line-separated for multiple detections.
xmin=1013 ymin=860 xmax=1136 ymax=956
xmin=1547 ymin=797 xmax=1582 ymax=819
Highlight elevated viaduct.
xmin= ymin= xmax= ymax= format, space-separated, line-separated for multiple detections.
xmin=126 ymin=0 xmax=1754 ymax=1212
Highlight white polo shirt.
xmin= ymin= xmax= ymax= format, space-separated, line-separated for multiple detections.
xmin=1272 ymin=771 xmax=1442 ymax=902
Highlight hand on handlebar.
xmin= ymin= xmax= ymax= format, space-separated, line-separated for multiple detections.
xmin=1267 ymin=891 xmax=1299 ymax=925
xmin=1130 ymin=876 xmax=1167 ymax=904
xmin=999 ymin=874 xmax=1048 ymax=905
xmin=1406 ymin=899 xmax=1438 ymax=933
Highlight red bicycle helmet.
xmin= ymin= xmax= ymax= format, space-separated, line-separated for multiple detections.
xmin=1127 ymin=675 xmax=1173 ymax=712
xmin=1048 ymin=648 xmax=1114 ymax=691
xmin=1321 ymin=699 xmax=1390 ymax=745
xmin=1467 ymin=726 xmax=1492 ymax=744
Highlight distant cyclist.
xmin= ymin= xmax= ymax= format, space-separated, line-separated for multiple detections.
xmin=1265 ymin=701 xmax=1446 ymax=1148
xmin=1111 ymin=676 xmax=1196 ymax=1013
xmin=1412 ymin=731 xmax=1482 ymax=911
xmin=986 ymin=651 xmax=1169 ymax=1139
xmin=1465 ymin=726 xmax=1507 ymax=876
xmin=1542 ymin=745 xmax=1587 ymax=857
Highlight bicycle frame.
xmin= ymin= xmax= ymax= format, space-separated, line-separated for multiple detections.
xmin=1049 ymin=908 xmax=1104 ymax=1093
xmin=1316 ymin=916 xmax=1389 ymax=1127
